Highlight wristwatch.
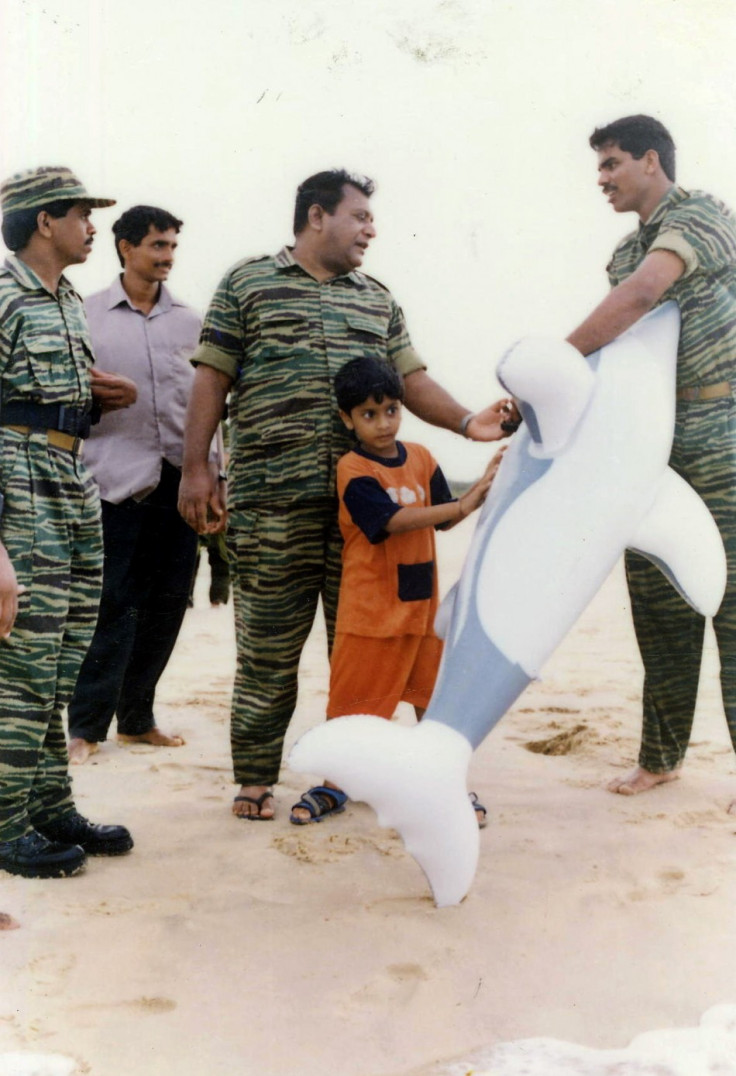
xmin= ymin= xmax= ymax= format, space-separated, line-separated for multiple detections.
xmin=459 ymin=413 xmax=475 ymax=438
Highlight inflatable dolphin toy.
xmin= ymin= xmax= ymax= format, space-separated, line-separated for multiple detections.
xmin=290 ymin=302 xmax=727 ymax=906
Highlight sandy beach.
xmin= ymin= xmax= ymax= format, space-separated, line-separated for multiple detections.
xmin=2 ymin=523 xmax=736 ymax=1076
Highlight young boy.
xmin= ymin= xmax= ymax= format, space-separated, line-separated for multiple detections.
xmin=290 ymin=357 xmax=503 ymax=825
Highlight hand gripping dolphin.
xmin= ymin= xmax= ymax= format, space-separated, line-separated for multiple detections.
xmin=289 ymin=302 xmax=727 ymax=906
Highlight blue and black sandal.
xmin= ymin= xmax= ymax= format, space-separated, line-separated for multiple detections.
xmin=469 ymin=791 xmax=488 ymax=829
xmin=290 ymin=786 xmax=348 ymax=825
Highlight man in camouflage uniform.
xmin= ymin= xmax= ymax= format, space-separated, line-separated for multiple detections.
xmin=179 ymin=168 xmax=517 ymax=819
xmin=0 ymin=167 xmax=136 ymax=877
xmin=566 ymin=115 xmax=736 ymax=797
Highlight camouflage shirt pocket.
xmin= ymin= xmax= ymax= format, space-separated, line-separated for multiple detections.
xmin=23 ymin=331 xmax=76 ymax=401
xmin=344 ymin=312 xmax=388 ymax=361
xmin=254 ymin=311 xmax=311 ymax=364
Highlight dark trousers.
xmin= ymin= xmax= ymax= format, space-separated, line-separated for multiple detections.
xmin=67 ymin=461 xmax=197 ymax=742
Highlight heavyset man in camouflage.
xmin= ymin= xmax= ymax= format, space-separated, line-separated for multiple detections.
xmin=179 ymin=169 xmax=517 ymax=820
xmin=566 ymin=115 xmax=736 ymax=797
xmin=0 ymin=167 xmax=135 ymax=878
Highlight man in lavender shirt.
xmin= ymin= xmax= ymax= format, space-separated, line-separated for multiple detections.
xmin=67 ymin=206 xmax=207 ymax=764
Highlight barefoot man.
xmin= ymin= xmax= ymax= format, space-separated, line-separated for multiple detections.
xmin=66 ymin=206 xmax=217 ymax=763
xmin=566 ymin=115 xmax=736 ymax=796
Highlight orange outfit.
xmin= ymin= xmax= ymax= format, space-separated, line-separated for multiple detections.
xmin=327 ymin=441 xmax=454 ymax=719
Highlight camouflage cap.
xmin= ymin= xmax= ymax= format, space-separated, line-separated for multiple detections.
xmin=0 ymin=166 xmax=115 ymax=216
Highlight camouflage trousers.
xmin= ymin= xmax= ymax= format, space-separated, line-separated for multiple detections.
xmin=228 ymin=500 xmax=342 ymax=786
xmin=0 ymin=432 xmax=102 ymax=841
xmin=625 ymin=396 xmax=736 ymax=773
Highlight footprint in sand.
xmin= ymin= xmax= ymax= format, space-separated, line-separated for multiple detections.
xmin=127 ymin=996 xmax=176 ymax=1014
xmin=674 ymin=809 xmax=727 ymax=828
xmin=0 ymin=913 xmax=19 ymax=931
xmin=27 ymin=952 xmax=77 ymax=997
xmin=273 ymin=831 xmax=403 ymax=865
xmin=523 ymin=724 xmax=590 ymax=755
xmin=348 ymin=962 xmax=429 ymax=1007
xmin=71 ymin=996 xmax=176 ymax=1017
xmin=515 ymin=706 xmax=581 ymax=715
xmin=627 ymin=865 xmax=719 ymax=901
xmin=82 ymin=895 xmax=192 ymax=918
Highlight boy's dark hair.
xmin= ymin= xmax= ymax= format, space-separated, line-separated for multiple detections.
xmin=112 ymin=204 xmax=183 ymax=267
xmin=589 ymin=114 xmax=676 ymax=182
xmin=293 ymin=169 xmax=375 ymax=235
xmin=2 ymin=198 xmax=80 ymax=252
xmin=334 ymin=357 xmax=404 ymax=413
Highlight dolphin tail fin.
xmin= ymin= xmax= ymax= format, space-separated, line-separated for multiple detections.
xmin=288 ymin=717 xmax=479 ymax=907
xmin=629 ymin=466 xmax=727 ymax=616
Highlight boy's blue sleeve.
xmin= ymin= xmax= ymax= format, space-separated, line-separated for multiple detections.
xmin=430 ymin=465 xmax=455 ymax=531
xmin=343 ymin=476 xmax=402 ymax=544
xmin=429 ymin=464 xmax=454 ymax=505
xmin=431 ymin=464 xmax=457 ymax=530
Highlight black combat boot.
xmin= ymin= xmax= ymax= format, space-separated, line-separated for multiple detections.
xmin=0 ymin=830 xmax=86 ymax=878
xmin=36 ymin=811 xmax=133 ymax=856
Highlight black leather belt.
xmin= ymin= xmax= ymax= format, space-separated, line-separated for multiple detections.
xmin=0 ymin=401 xmax=92 ymax=439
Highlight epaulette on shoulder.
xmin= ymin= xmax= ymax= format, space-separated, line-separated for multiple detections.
xmin=684 ymin=189 xmax=726 ymax=210
xmin=355 ymin=270 xmax=391 ymax=294
xmin=230 ymin=253 xmax=271 ymax=273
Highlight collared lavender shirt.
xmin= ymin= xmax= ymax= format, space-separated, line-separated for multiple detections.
xmin=83 ymin=275 xmax=204 ymax=504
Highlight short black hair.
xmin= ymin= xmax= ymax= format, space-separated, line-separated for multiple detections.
xmin=293 ymin=169 xmax=375 ymax=235
xmin=2 ymin=198 xmax=80 ymax=253
xmin=112 ymin=205 xmax=183 ymax=267
xmin=334 ymin=357 xmax=404 ymax=414
xmin=589 ymin=114 xmax=676 ymax=182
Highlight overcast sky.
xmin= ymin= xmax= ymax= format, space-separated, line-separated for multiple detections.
xmin=3 ymin=0 xmax=736 ymax=474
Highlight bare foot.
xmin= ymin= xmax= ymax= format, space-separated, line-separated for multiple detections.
xmin=607 ymin=766 xmax=680 ymax=795
xmin=117 ymin=728 xmax=185 ymax=747
xmin=232 ymin=786 xmax=274 ymax=820
xmin=68 ymin=738 xmax=99 ymax=764
xmin=0 ymin=912 xmax=20 ymax=930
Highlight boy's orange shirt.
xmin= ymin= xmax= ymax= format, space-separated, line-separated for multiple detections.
xmin=335 ymin=441 xmax=454 ymax=638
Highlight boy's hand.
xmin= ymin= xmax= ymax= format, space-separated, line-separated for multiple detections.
xmin=457 ymin=446 xmax=507 ymax=519
xmin=482 ymin=445 xmax=507 ymax=483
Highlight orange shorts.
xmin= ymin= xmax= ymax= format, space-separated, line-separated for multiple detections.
xmin=327 ymin=632 xmax=443 ymax=719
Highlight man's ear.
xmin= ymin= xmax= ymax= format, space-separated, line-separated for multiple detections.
xmin=338 ymin=408 xmax=354 ymax=431
xmin=35 ymin=210 xmax=54 ymax=239
xmin=644 ymin=148 xmax=660 ymax=174
xmin=307 ymin=203 xmax=325 ymax=231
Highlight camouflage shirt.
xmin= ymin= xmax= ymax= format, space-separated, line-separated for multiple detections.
xmin=0 ymin=254 xmax=94 ymax=411
xmin=607 ymin=186 xmax=736 ymax=389
xmin=192 ymin=246 xmax=425 ymax=506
